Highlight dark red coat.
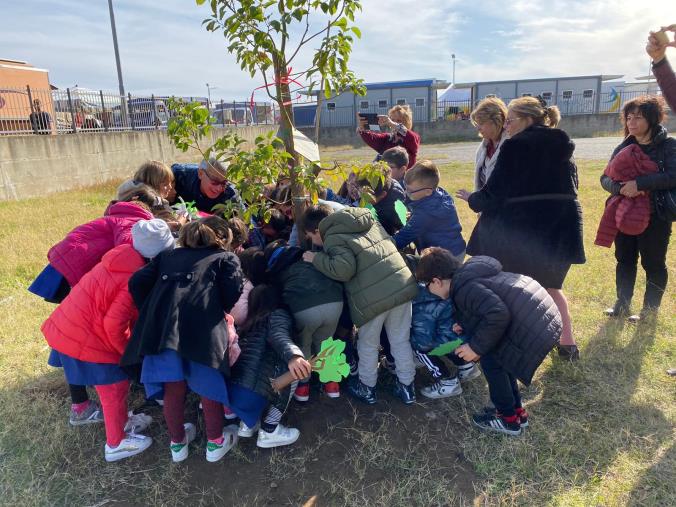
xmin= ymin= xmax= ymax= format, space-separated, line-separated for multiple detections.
xmin=359 ymin=129 xmax=420 ymax=168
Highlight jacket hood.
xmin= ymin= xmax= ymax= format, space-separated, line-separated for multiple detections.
xmin=320 ymin=207 xmax=374 ymax=237
xmin=509 ymin=125 xmax=575 ymax=161
xmin=101 ymin=243 xmax=144 ymax=273
xmin=265 ymin=245 xmax=303 ymax=277
xmin=451 ymin=255 xmax=502 ymax=294
xmin=652 ymin=124 xmax=668 ymax=144
xmin=414 ymin=283 xmax=444 ymax=304
xmin=106 ymin=201 xmax=153 ymax=220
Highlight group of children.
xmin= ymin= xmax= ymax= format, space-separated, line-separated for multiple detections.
xmin=31 ymin=149 xmax=564 ymax=464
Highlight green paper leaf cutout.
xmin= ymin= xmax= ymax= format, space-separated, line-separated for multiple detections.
xmin=365 ymin=203 xmax=378 ymax=220
xmin=395 ymin=200 xmax=408 ymax=225
xmin=429 ymin=337 xmax=464 ymax=357
xmin=312 ymin=337 xmax=350 ymax=383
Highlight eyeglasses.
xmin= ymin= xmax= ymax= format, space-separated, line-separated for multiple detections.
xmin=203 ymin=171 xmax=228 ymax=188
xmin=405 ymin=187 xmax=434 ymax=196
xmin=504 ymin=117 xmax=522 ymax=126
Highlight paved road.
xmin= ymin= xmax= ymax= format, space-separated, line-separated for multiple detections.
xmin=323 ymin=135 xmax=625 ymax=163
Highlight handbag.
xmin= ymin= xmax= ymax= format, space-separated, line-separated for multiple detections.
xmin=653 ymin=143 xmax=676 ymax=222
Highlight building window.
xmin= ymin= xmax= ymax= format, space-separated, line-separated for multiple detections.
xmin=326 ymin=102 xmax=336 ymax=111
xmin=396 ymin=98 xmax=407 ymax=106
xmin=378 ymin=99 xmax=388 ymax=108
xmin=359 ymin=100 xmax=369 ymax=110
xmin=415 ymin=98 xmax=425 ymax=107
xmin=485 ymin=94 xmax=496 ymax=98
xmin=583 ymin=89 xmax=594 ymax=98
xmin=521 ymin=93 xmax=532 ymax=97
xmin=542 ymin=91 xmax=553 ymax=101
xmin=562 ymin=90 xmax=573 ymax=100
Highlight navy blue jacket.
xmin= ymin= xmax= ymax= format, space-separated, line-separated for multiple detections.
xmin=393 ymin=187 xmax=466 ymax=256
xmin=411 ymin=283 xmax=467 ymax=353
xmin=374 ymin=179 xmax=407 ymax=236
xmin=171 ymin=163 xmax=241 ymax=213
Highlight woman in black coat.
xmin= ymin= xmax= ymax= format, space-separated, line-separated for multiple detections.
xmin=465 ymin=96 xmax=585 ymax=361
xmin=601 ymin=95 xmax=675 ymax=322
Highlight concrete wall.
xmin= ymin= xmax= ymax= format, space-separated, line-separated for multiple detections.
xmin=302 ymin=113 xmax=676 ymax=148
xmin=0 ymin=125 xmax=276 ymax=200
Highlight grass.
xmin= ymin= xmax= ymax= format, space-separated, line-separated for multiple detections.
xmin=0 ymin=158 xmax=674 ymax=506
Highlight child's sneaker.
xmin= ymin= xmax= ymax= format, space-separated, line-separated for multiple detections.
xmin=238 ymin=420 xmax=260 ymax=438
xmin=104 ymin=433 xmax=152 ymax=462
xmin=323 ymin=381 xmax=340 ymax=398
xmin=392 ymin=379 xmax=416 ymax=405
xmin=69 ymin=400 xmax=103 ymax=426
xmin=346 ymin=379 xmax=377 ymax=405
xmin=293 ymin=382 xmax=310 ymax=402
xmin=457 ymin=363 xmax=482 ymax=382
xmin=472 ymin=412 xmax=522 ymax=436
xmin=206 ymin=426 xmax=238 ymax=462
xmin=482 ymin=406 xmax=529 ymax=428
xmin=170 ymin=422 xmax=197 ymax=463
xmin=421 ymin=377 xmax=462 ymax=399
xmin=124 ymin=412 xmax=153 ymax=433
xmin=256 ymin=424 xmax=300 ymax=448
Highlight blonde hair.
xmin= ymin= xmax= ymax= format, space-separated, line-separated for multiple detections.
xmin=404 ymin=159 xmax=439 ymax=188
xmin=178 ymin=216 xmax=232 ymax=250
xmin=133 ymin=161 xmax=174 ymax=192
xmin=389 ymin=104 xmax=413 ymax=130
xmin=508 ymin=97 xmax=561 ymax=128
xmin=470 ymin=97 xmax=508 ymax=132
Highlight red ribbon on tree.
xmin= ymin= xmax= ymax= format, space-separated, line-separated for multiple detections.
xmin=250 ymin=67 xmax=304 ymax=116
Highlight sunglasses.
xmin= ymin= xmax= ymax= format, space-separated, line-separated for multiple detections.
xmin=504 ymin=117 xmax=522 ymax=126
xmin=405 ymin=187 xmax=434 ymax=196
xmin=203 ymin=171 xmax=228 ymax=188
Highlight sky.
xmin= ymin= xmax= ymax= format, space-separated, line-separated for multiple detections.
xmin=2 ymin=0 xmax=676 ymax=100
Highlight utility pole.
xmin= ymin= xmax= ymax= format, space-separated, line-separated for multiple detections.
xmin=452 ymin=54 xmax=456 ymax=86
xmin=108 ymin=0 xmax=125 ymax=98
xmin=206 ymin=83 xmax=218 ymax=107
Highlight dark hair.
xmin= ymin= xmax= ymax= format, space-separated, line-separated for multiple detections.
xmin=415 ymin=247 xmax=462 ymax=283
xmin=302 ymin=204 xmax=332 ymax=232
xmin=621 ymin=95 xmax=667 ymax=140
xmin=227 ymin=217 xmax=249 ymax=248
xmin=382 ymin=146 xmax=409 ymax=168
xmin=178 ymin=216 xmax=232 ymax=250
xmin=265 ymin=208 xmax=289 ymax=232
xmin=404 ymin=160 xmax=440 ymax=188
xmin=238 ymin=284 xmax=281 ymax=335
xmin=263 ymin=239 xmax=287 ymax=264
xmin=238 ymin=247 xmax=266 ymax=285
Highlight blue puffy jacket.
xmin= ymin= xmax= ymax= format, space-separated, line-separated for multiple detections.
xmin=410 ymin=283 xmax=468 ymax=353
xmin=393 ymin=187 xmax=466 ymax=256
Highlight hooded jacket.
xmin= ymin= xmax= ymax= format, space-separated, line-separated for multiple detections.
xmin=393 ymin=187 xmax=466 ymax=256
xmin=312 ymin=207 xmax=418 ymax=326
xmin=410 ymin=284 xmax=467 ymax=353
xmin=451 ymin=256 xmax=562 ymax=385
xmin=373 ymin=178 xmax=407 ymax=236
xmin=41 ymin=244 xmax=145 ymax=364
xmin=48 ymin=202 xmax=153 ymax=287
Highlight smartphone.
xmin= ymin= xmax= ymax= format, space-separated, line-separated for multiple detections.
xmin=359 ymin=113 xmax=380 ymax=131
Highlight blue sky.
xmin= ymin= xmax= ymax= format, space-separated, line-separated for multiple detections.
xmin=2 ymin=1 xmax=675 ymax=99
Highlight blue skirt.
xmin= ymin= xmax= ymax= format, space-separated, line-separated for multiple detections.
xmin=226 ymin=382 xmax=268 ymax=428
xmin=28 ymin=264 xmax=66 ymax=301
xmin=48 ymin=349 xmax=128 ymax=386
xmin=141 ymin=349 xmax=231 ymax=406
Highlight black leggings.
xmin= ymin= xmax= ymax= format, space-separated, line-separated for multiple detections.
xmin=69 ymin=384 xmax=89 ymax=404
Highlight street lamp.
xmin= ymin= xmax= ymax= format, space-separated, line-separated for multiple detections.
xmin=206 ymin=83 xmax=218 ymax=107
xmin=451 ymin=54 xmax=456 ymax=86
xmin=108 ymin=0 xmax=125 ymax=98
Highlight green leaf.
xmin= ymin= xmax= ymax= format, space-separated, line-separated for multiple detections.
xmin=350 ymin=26 xmax=361 ymax=38
xmin=395 ymin=200 xmax=408 ymax=225
xmin=196 ymin=0 xmax=207 ymax=5
xmin=313 ymin=337 xmax=350 ymax=383
xmin=429 ymin=338 xmax=465 ymax=357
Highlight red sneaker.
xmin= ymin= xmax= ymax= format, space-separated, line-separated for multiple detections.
xmin=293 ymin=383 xmax=310 ymax=402
xmin=323 ymin=381 xmax=340 ymax=399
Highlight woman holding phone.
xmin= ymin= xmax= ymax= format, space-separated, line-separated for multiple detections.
xmin=356 ymin=104 xmax=420 ymax=168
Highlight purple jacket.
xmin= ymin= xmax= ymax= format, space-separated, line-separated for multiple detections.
xmin=652 ymin=58 xmax=676 ymax=111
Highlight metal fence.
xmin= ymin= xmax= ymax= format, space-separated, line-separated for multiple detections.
xmin=0 ymin=86 xmax=278 ymax=136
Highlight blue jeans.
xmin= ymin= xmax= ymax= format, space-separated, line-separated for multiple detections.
xmin=480 ymin=351 xmax=521 ymax=417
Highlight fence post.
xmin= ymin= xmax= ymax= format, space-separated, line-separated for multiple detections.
xmin=66 ymin=88 xmax=77 ymax=134
xmin=99 ymin=90 xmax=109 ymax=132
xmin=233 ymin=101 xmax=237 ymax=125
xmin=26 ymin=85 xmax=39 ymax=135
xmin=151 ymin=94 xmax=158 ymax=129
xmin=128 ymin=93 xmax=136 ymax=131
xmin=220 ymin=99 xmax=224 ymax=126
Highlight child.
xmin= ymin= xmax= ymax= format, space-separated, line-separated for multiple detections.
xmin=358 ymin=174 xmax=407 ymax=236
xmin=301 ymin=205 xmax=418 ymax=405
xmin=41 ymin=219 xmax=175 ymax=461
xmin=382 ymin=146 xmax=410 ymax=188
xmin=231 ymin=247 xmax=266 ymax=326
xmin=116 ymin=160 xmax=175 ymax=202
xmin=228 ymin=284 xmax=312 ymax=448
xmin=121 ymin=216 xmax=244 ymax=462
xmin=392 ymin=160 xmax=466 ymax=260
xmin=264 ymin=240 xmax=344 ymax=400
xmin=450 ymin=255 xmax=563 ymax=436
xmin=412 ymin=248 xmax=481 ymax=399
xmin=227 ymin=217 xmax=250 ymax=253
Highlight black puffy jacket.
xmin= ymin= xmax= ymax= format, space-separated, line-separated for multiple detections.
xmin=229 ymin=309 xmax=304 ymax=402
xmin=451 ymin=256 xmax=562 ymax=385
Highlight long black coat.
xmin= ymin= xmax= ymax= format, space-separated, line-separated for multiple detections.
xmin=229 ymin=309 xmax=303 ymax=402
xmin=121 ymin=247 xmax=243 ymax=375
xmin=467 ymin=125 xmax=586 ymax=275
xmin=451 ymin=256 xmax=562 ymax=385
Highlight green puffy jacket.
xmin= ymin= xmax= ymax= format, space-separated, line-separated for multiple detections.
xmin=312 ymin=207 xmax=418 ymax=327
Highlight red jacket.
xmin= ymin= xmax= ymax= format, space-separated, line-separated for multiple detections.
xmin=359 ymin=128 xmax=420 ymax=168
xmin=41 ymin=244 xmax=145 ymax=364
xmin=595 ymin=145 xmax=657 ymax=247
xmin=48 ymin=202 xmax=152 ymax=287
xmin=653 ymin=58 xmax=676 ymax=112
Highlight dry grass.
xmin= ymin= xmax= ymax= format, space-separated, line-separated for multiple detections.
xmin=0 ymin=159 xmax=674 ymax=506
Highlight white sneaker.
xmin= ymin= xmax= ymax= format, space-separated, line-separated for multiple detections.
xmin=170 ymin=423 xmax=197 ymax=463
xmin=458 ymin=364 xmax=482 ymax=382
xmin=238 ymin=420 xmax=260 ymax=438
xmin=421 ymin=377 xmax=463 ymax=399
xmin=124 ymin=412 xmax=153 ymax=433
xmin=104 ymin=433 xmax=152 ymax=462
xmin=206 ymin=426 xmax=238 ymax=462
xmin=256 ymin=424 xmax=300 ymax=449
